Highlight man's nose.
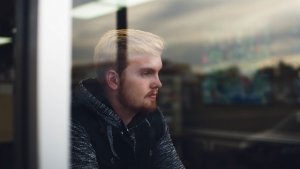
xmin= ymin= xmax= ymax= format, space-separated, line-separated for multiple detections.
xmin=152 ymin=75 xmax=162 ymax=89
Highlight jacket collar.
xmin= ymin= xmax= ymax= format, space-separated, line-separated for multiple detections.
xmin=76 ymin=78 xmax=123 ymax=128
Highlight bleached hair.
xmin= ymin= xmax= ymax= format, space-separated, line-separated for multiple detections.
xmin=94 ymin=29 xmax=164 ymax=82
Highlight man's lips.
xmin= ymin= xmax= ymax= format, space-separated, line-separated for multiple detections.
xmin=146 ymin=91 xmax=158 ymax=99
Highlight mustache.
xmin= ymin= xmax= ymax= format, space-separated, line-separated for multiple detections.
xmin=145 ymin=89 xmax=159 ymax=97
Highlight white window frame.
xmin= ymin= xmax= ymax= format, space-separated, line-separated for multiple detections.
xmin=37 ymin=0 xmax=72 ymax=169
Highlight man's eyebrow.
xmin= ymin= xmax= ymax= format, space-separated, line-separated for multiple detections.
xmin=142 ymin=63 xmax=162 ymax=70
xmin=140 ymin=68 xmax=156 ymax=72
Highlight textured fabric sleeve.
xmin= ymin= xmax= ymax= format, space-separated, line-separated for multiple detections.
xmin=71 ymin=120 xmax=99 ymax=169
xmin=152 ymin=124 xmax=185 ymax=169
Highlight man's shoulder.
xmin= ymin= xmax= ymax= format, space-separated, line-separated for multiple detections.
xmin=71 ymin=99 xmax=88 ymax=120
xmin=71 ymin=98 xmax=105 ymax=131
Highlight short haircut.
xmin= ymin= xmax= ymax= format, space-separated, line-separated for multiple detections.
xmin=94 ymin=29 xmax=164 ymax=83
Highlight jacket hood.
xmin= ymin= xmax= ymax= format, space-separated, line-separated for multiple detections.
xmin=74 ymin=78 xmax=123 ymax=128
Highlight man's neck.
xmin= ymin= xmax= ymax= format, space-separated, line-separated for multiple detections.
xmin=105 ymin=90 xmax=136 ymax=126
xmin=114 ymin=107 xmax=135 ymax=126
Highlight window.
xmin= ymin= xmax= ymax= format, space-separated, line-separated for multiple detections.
xmin=72 ymin=0 xmax=300 ymax=168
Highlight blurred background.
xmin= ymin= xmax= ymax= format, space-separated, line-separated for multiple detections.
xmin=1 ymin=0 xmax=300 ymax=168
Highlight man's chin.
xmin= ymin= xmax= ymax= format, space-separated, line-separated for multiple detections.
xmin=139 ymin=104 xmax=157 ymax=114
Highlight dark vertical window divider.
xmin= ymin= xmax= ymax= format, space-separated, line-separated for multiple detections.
xmin=14 ymin=0 xmax=38 ymax=168
xmin=116 ymin=7 xmax=127 ymax=29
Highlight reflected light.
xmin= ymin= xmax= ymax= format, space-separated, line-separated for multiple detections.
xmin=72 ymin=0 xmax=155 ymax=19
xmin=0 ymin=37 xmax=12 ymax=45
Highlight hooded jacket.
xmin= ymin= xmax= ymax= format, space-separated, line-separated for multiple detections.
xmin=71 ymin=78 xmax=185 ymax=169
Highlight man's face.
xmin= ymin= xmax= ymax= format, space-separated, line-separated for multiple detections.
xmin=118 ymin=55 xmax=162 ymax=114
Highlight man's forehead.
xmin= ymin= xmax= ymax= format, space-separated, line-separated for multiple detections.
xmin=128 ymin=53 xmax=161 ymax=59
xmin=127 ymin=55 xmax=162 ymax=68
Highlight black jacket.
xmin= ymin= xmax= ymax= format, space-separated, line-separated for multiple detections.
xmin=71 ymin=78 xmax=185 ymax=169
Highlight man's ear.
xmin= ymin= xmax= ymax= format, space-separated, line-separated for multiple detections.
xmin=106 ymin=70 xmax=120 ymax=90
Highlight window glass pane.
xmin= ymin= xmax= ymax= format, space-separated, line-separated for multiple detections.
xmin=0 ymin=0 xmax=14 ymax=168
xmin=72 ymin=0 xmax=300 ymax=168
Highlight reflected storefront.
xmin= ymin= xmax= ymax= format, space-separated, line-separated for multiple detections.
xmin=72 ymin=0 xmax=300 ymax=169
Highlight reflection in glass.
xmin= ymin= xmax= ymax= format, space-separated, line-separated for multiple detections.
xmin=0 ymin=0 xmax=14 ymax=168
xmin=72 ymin=0 xmax=300 ymax=168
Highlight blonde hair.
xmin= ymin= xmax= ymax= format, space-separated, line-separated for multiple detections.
xmin=94 ymin=29 xmax=164 ymax=63
xmin=94 ymin=29 xmax=164 ymax=82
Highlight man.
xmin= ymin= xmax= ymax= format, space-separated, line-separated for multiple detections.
xmin=71 ymin=29 xmax=185 ymax=169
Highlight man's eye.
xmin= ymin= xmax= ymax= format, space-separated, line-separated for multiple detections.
xmin=142 ymin=71 xmax=153 ymax=76
xmin=142 ymin=71 xmax=151 ymax=76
